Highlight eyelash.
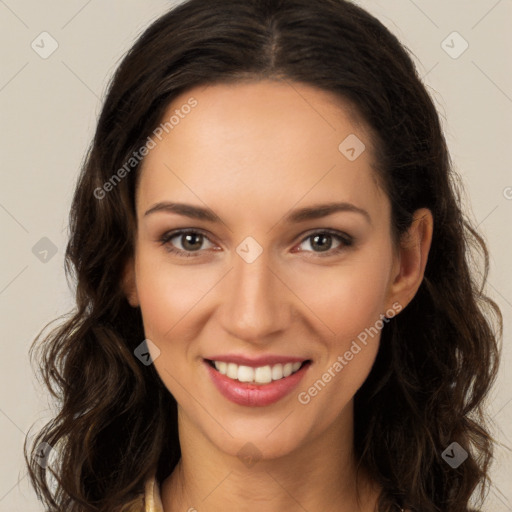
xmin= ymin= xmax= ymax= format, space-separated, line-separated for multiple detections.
xmin=158 ymin=228 xmax=354 ymax=259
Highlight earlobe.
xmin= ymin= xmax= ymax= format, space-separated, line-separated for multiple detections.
xmin=121 ymin=257 xmax=139 ymax=307
xmin=387 ymin=208 xmax=433 ymax=312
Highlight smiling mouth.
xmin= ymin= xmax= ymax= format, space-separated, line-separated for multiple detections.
xmin=205 ymin=359 xmax=312 ymax=385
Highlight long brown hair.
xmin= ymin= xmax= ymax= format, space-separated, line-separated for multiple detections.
xmin=25 ymin=0 xmax=502 ymax=510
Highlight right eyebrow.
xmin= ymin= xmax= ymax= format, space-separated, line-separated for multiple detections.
xmin=144 ymin=202 xmax=221 ymax=223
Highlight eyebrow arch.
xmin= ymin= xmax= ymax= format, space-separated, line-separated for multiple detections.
xmin=283 ymin=202 xmax=371 ymax=225
xmin=144 ymin=202 xmax=221 ymax=222
xmin=144 ymin=201 xmax=371 ymax=225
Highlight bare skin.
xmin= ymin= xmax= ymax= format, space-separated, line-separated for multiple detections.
xmin=123 ymin=80 xmax=432 ymax=512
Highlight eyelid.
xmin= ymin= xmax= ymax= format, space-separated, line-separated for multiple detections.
xmin=295 ymin=227 xmax=352 ymax=244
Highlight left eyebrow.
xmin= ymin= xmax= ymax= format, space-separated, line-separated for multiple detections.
xmin=283 ymin=202 xmax=372 ymax=225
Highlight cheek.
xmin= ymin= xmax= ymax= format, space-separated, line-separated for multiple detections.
xmin=296 ymin=277 xmax=386 ymax=421
xmin=292 ymin=244 xmax=393 ymax=405
xmin=134 ymin=250 xmax=217 ymax=341
xmin=290 ymin=245 xmax=394 ymax=342
xmin=133 ymin=249 xmax=225 ymax=398
xmin=134 ymin=255 xmax=203 ymax=399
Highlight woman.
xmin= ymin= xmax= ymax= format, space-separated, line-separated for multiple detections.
xmin=25 ymin=0 xmax=502 ymax=511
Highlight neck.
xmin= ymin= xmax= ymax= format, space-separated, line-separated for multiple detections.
xmin=161 ymin=401 xmax=380 ymax=512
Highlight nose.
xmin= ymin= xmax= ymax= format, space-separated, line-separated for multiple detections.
xmin=218 ymin=248 xmax=292 ymax=344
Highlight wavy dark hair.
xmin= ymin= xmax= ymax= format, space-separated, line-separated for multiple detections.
xmin=25 ymin=0 xmax=502 ymax=511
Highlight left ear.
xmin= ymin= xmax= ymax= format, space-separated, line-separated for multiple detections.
xmin=385 ymin=208 xmax=433 ymax=312
xmin=121 ymin=256 xmax=140 ymax=308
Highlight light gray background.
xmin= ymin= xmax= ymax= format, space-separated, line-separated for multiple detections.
xmin=0 ymin=1 xmax=510 ymax=510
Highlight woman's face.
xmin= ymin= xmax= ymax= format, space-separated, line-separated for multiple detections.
xmin=128 ymin=80 xmax=410 ymax=460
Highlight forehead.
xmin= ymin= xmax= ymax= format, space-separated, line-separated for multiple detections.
xmin=136 ymin=80 xmax=386 ymax=222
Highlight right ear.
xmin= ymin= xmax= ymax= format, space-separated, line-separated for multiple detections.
xmin=121 ymin=257 xmax=139 ymax=307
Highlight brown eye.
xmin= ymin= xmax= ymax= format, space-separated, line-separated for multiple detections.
xmin=159 ymin=229 xmax=216 ymax=256
xmin=296 ymin=230 xmax=353 ymax=256
xmin=309 ymin=233 xmax=335 ymax=252
xmin=179 ymin=232 xmax=204 ymax=251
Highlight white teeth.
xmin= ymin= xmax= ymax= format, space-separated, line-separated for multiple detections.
xmin=254 ymin=365 xmax=272 ymax=384
xmin=237 ymin=365 xmax=254 ymax=382
xmin=226 ymin=362 xmax=238 ymax=379
xmin=271 ymin=363 xmax=283 ymax=380
xmin=214 ymin=361 xmax=227 ymax=375
xmin=211 ymin=360 xmax=306 ymax=384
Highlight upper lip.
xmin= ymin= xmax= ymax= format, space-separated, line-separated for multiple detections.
xmin=205 ymin=354 xmax=310 ymax=367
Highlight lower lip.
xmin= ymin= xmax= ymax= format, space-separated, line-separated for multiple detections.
xmin=205 ymin=360 xmax=311 ymax=407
